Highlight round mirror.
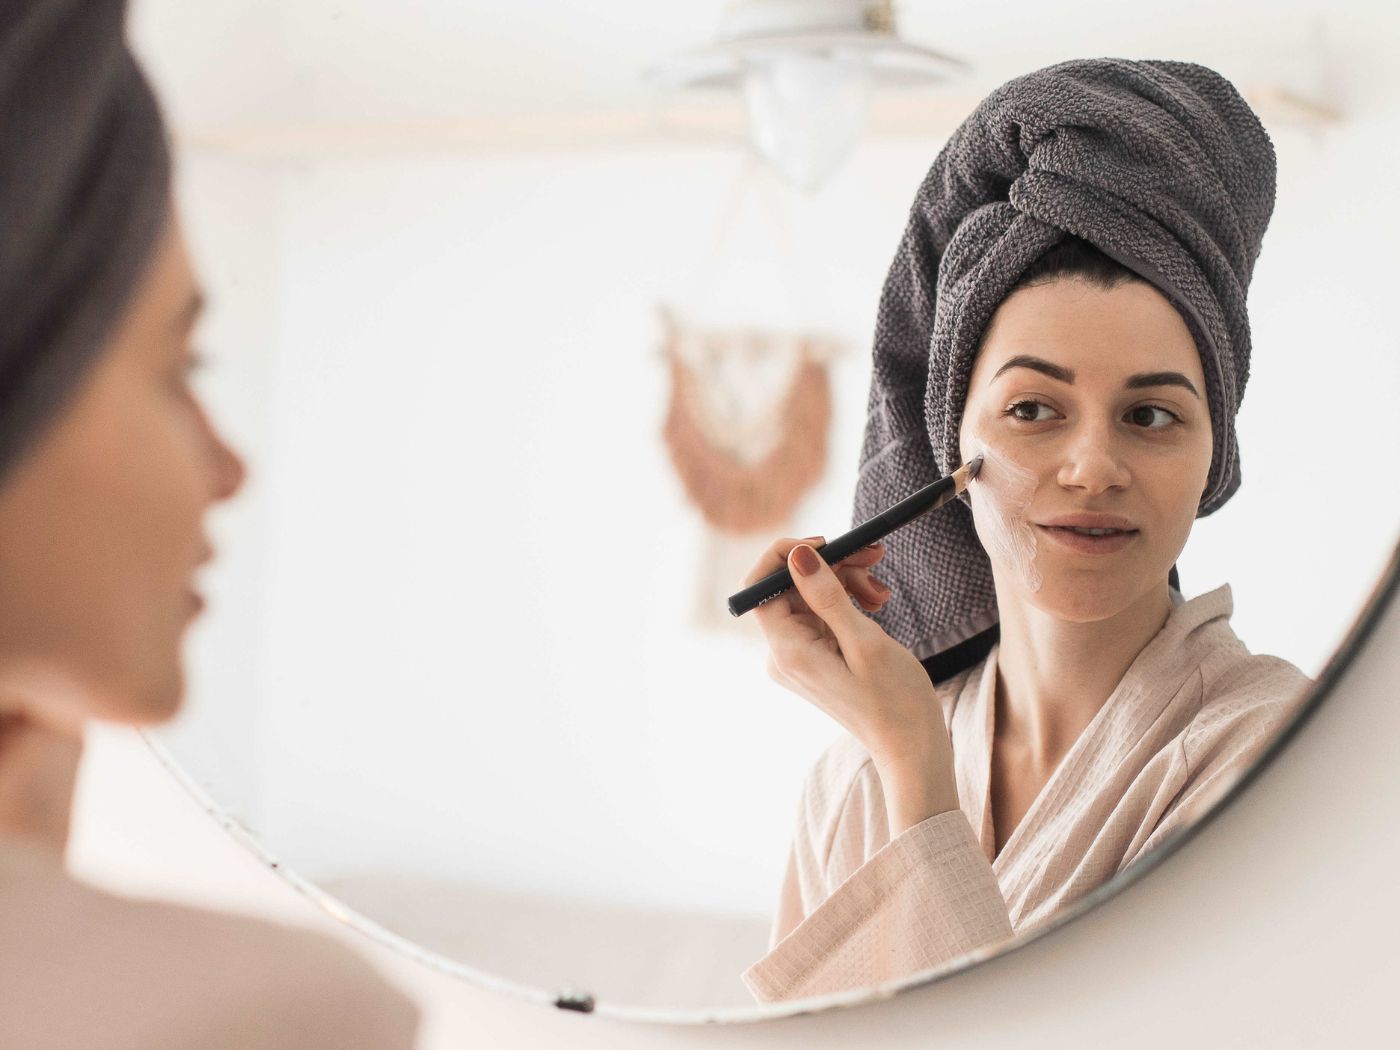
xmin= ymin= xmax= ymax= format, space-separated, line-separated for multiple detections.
xmin=130 ymin=0 xmax=1400 ymax=1021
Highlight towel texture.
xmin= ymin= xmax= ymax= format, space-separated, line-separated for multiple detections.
xmin=852 ymin=57 xmax=1278 ymax=675
xmin=0 ymin=0 xmax=171 ymax=486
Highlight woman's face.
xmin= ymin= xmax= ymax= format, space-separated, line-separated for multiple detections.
xmin=0 ymin=207 xmax=246 ymax=733
xmin=957 ymin=276 xmax=1213 ymax=622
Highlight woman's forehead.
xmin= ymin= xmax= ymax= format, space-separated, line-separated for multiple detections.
xmin=974 ymin=278 xmax=1204 ymax=386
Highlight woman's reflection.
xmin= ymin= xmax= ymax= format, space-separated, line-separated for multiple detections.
xmin=738 ymin=59 xmax=1314 ymax=1003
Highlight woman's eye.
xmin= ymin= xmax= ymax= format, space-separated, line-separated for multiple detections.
xmin=1004 ymin=399 xmax=1057 ymax=423
xmin=1127 ymin=404 xmax=1180 ymax=429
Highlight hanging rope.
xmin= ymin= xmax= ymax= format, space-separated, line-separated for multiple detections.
xmin=654 ymin=154 xmax=851 ymax=630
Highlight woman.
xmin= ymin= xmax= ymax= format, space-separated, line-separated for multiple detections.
xmin=0 ymin=2 xmax=418 ymax=1045
xmin=740 ymin=59 xmax=1313 ymax=1003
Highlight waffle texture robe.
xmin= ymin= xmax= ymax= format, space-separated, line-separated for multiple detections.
xmin=743 ymin=583 xmax=1311 ymax=1002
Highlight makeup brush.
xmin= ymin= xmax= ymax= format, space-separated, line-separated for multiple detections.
xmin=727 ymin=454 xmax=984 ymax=617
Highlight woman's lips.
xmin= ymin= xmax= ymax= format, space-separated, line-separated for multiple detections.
xmin=187 ymin=588 xmax=205 ymax=614
xmin=1036 ymin=523 xmax=1139 ymax=554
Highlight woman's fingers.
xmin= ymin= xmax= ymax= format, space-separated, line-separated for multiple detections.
xmin=834 ymin=562 xmax=890 ymax=604
xmin=835 ymin=562 xmax=891 ymax=608
xmin=833 ymin=543 xmax=886 ymax=568
xmin=784 ymin=544 xmax=878 ymax=657
xmin=742 ymin=537 xmax=885 ymax=585
xmin=741 ymin=537 xmax=889 ymax=653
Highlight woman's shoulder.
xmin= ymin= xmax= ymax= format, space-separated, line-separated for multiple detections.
xmin=804 ymin=730 xmax=879 ymax=805
xmin=1182 ymin=638 xmax=1314 ymax=774
xmin=0 ymin=842 xmax=418 ymax=1050
xmin=1194 ymin=626 xmax=1313 ymax=712
xmin=797 ymin=731 xmax=893 ymax=883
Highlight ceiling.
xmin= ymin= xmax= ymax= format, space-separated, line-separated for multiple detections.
xmin=128 ymin=0 xmax=1377 ymax=150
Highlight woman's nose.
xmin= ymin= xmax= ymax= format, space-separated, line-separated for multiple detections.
xmin=1056 ymin=426 xmax=1131 ymax=495
xmin=208 ymin=427 xmax=247 ymax=504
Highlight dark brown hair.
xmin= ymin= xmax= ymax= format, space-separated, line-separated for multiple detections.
xmin=1012 ymin=233 xmax=1146 ymax=293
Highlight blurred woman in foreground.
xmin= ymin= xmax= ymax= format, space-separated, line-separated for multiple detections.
xmin=0 ymin=2 xmax=419 ymax=1046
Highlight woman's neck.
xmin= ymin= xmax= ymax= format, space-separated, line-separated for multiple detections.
xmin=0 ymin=713 xmax=82 ymax=859
xmin=992 ymin=581 xmax=1173 ymax=769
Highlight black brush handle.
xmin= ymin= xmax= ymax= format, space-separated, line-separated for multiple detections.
xmin=727 ymin=471 xmax=959 ymax=617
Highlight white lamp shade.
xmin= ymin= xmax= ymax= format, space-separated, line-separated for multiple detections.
xmin=741 ymin=51 xmax=872 ymax=191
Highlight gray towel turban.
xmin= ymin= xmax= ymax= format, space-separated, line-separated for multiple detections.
xmin=0 ymin=0 xmax=171 ymax=486
xmin=852 ymin=57 xmax=1277 ymax=678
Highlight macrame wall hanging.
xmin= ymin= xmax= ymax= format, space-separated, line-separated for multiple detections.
xmin=657 ymin=157 xmax=850 ymax=635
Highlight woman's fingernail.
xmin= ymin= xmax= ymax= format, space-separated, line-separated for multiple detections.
xmin=792 ymin=545 xmax=821 ymax=577
xmin=872 ymin=577 xmax=892 ymax=595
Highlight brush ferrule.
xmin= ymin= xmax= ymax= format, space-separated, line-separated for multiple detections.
xmin=953 ymin=454 xmax=984 ymax=494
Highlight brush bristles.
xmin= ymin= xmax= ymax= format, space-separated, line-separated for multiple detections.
xmin=953 ymin=454 xmax=984 ymax=493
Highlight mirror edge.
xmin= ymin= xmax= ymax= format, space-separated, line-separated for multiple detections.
xmin=140 ymin=529 xmax=1400 ymax=1025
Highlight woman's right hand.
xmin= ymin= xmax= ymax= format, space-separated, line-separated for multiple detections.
xmin=741 ymin=535 xmax=961 ymax=836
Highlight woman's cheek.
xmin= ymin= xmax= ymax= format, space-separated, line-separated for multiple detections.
xmin=1156 ymin=464 xmax=1205 ymax=562
xmin=963 ymin=433 xmax=1044 ymax=593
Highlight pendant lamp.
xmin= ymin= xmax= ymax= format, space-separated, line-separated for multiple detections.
xmin=645 ymin=0 xmax=970 ymax=191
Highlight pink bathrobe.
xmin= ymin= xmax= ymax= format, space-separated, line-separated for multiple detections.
xmin=743 ymin=583 xmax=1312 ymax=1003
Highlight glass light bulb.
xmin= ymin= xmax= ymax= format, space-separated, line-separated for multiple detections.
xmin=741 ymin=51 xmax=872 ymax=192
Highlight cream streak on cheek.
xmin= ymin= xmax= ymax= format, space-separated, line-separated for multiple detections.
xmin=965 ymin=435 xmax=1042 ymax=592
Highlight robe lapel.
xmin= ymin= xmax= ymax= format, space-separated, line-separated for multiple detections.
xmin=949 ymin=652 xmax=1000 ymax=866
xmin=952 ymin=585 xmax=1233 ymax=916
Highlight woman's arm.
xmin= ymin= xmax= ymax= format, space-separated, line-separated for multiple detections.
xmin=739 ymin=537 xmax=1010 ymax=1002
xmin=742 ymin=537 xmax=963 ymax=826
xmin=747 ymin=733 xmax=1012 ymax=1003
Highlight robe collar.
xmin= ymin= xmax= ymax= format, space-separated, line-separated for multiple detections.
xmin=949 ymin=583 xmax=1235 ymax=867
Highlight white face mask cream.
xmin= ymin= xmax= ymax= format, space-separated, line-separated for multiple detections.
xmin=964 ymin=436 xmax=1042 ymax=592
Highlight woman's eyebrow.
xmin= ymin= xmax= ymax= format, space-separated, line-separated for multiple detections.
xmin=1124 ymin=370 xmax=1201 ymax=398
xmin=994 ymin=355 xmax=1073 ymax=384
xmin=992 ymin=354 xmax=1201 ymax=398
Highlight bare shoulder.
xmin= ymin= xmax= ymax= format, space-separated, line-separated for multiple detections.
xmin=0 ymin=860 xmax=418 ymax=1050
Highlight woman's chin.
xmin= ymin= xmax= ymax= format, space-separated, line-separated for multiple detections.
xmin=91 ymin=664 xmax=185 ymax=727
xmin=140 ymin=667 xmax=185 ymax=725
xmin=1014 ymin=567 xmax=1148 ymax=624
